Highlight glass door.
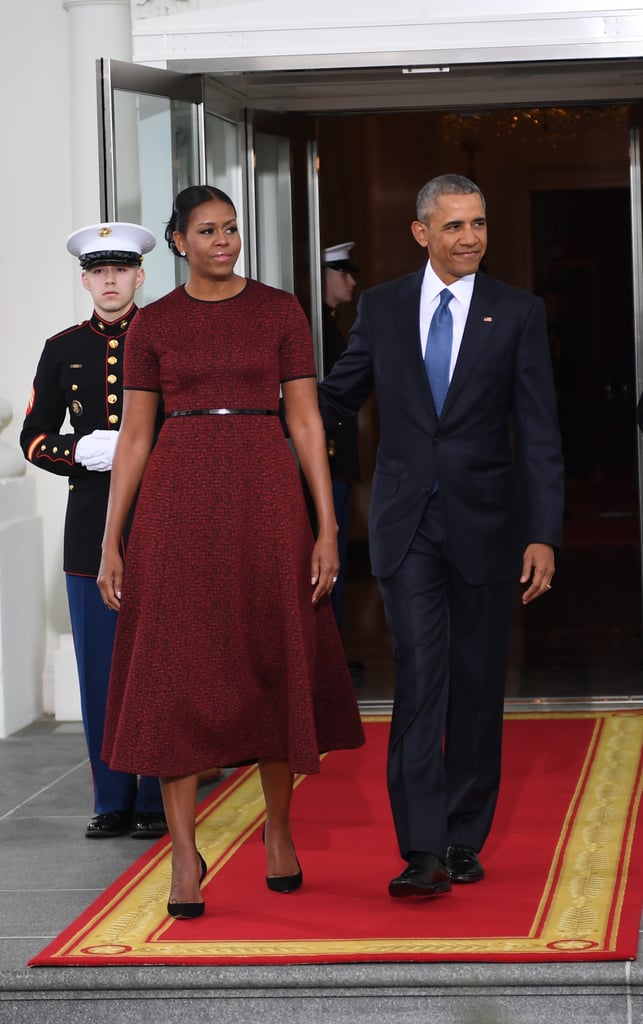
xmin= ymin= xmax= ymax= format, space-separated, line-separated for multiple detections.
xmin=246 ymin=110 xmax=322 ymax=371
xmin=98 ymin=59 xmax=248 ymax=302
xmin=629 ymin=112 xmax=643 ymax=657
xmin=98 ymin=61 xmax=321 ymax=356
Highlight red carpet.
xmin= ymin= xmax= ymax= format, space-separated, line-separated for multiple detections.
xmin=29 ymin=712 xmax=643 ymax=966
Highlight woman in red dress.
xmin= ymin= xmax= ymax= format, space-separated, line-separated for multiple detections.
xmin=97 ymin=186 xmax=364 ymax=919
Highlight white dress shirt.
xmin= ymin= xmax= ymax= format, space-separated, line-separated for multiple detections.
xmin=419 ymin=262 xmax=475 ymax=382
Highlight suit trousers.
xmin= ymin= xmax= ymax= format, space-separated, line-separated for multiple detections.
xmin=66 ymin=574 xmax=163 ymax=815
xmin=377 ymin=494 xmax=514 ymax=861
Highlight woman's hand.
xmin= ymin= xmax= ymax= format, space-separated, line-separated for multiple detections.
xmin=310 ymin=530 xmax=340 ymax=604
xmin=283 ymin=377 xmax=341 ymax=606
xmin=97 ymin=548 xmax=124 ymax=611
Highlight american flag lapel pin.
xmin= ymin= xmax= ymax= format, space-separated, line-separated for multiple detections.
xmin=483 ymin=315 xmax=493 ymax=322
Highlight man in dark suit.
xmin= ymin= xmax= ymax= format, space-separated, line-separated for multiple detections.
xmin=318 ymin=174 xmax=564 ymax=899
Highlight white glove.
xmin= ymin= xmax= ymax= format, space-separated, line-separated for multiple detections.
xmin=75 ymin=429 xmax=119 ymax=472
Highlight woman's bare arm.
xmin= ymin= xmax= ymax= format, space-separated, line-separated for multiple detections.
xmin=97 ymin=390 xmax=159 ymax=609
xmin=283 ymin=377 xmax=338 ymax=603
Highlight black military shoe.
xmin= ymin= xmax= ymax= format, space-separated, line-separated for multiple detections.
xmin=130 ymin=812 xmax=168 ymax=839
xmin=85 ymin=810 xmax=132 ymax=838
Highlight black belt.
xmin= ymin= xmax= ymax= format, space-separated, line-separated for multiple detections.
xmin=167 ymin=408 xmax=279 ymax=418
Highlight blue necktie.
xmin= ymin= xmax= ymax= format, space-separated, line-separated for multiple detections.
xmin=424 ymin=288 xmax=454 ymax=415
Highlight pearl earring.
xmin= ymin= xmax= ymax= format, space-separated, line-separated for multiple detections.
xmin=180 ymin=250 xmax=186 ymax=257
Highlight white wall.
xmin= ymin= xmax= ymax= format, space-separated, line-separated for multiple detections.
xmin=1 ymin=0 xmax=132 ymax=718
xmin=1 ymin=1 xmax=74 ymax=712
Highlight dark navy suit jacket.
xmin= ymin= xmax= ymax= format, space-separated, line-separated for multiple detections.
xmin=318 ymin=267 xmax=565 ymax=583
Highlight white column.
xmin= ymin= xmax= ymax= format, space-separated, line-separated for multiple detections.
xmin=0 ymin=400 xmax=45 ymax=737
xmin=62 ymin=0 xmax=133 ymax=314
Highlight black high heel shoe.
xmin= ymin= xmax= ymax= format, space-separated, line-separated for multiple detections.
xmin=167 ymin=851 xmax=207 ymax=919
xmin=262 ymin=825 xmax=303 ymax=894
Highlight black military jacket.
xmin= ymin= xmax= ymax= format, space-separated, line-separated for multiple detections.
xmin=322 ymin=304 xmax=361 ymax=482
xmin=20 ymin=306 xmax=138 ymax=577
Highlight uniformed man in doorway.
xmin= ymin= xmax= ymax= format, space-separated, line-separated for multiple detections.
xmin=20 ymin=222 xmax=167 ymax=839
xmin=321 ymin=242 xmax=362 ymax=630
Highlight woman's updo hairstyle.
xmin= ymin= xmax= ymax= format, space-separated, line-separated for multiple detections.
xmin=165 ymin=185 xmax=237 ymax=257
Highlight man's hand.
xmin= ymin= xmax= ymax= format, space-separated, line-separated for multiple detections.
xmin=520 ymin=543 xmax=555 ymax=605
xmin=75 ymin=429 xmax=118 ymax=471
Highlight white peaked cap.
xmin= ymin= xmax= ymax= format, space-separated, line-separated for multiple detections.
xmin=66 ymin=222 xmax=157 ymax=269
xmin=322 ymin=241 xmax=359 ymax=271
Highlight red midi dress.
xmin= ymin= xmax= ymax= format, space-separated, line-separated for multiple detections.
xmin=102 ymin=281 xmax=365 ymax=777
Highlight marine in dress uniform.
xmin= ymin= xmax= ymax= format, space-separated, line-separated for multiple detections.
xmin=20 ymin=222 xmax=167 ymax=839
xmin=320 ymin=243 xmax=362 ymax=632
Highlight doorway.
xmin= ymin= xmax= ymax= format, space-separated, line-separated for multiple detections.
xmin=98 ymin=59 xmax=643 ymax=704
xmin=314 ymin=105 xmax=642 ymax=704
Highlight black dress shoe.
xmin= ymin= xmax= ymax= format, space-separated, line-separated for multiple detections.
xmin=266 ymin=863 xmax=303 ymax=894
xmin=85 ymin=810 xmax=131 ymax=838
xmin=167 ymin=853 xmax=207 ymax=920
xmin=389 ymin=853 xmax=451 ymax=899
xmin=167 ymin=899 xmax=205 ymax=920
xmin=130 ymin=812 xmax=169 ymax=839
xmin=446 ymin=844 xmax=485 ymax=883
xmin=262 ymin=824 xmax=303 ymax=893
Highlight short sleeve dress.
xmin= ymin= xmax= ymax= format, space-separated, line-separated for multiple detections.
xmin=101 ymin=281 xmax=365 ymax=777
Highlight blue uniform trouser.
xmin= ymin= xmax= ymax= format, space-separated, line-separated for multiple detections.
xmin=66 ymin=574 xmax=163 ymax=815
xmin=331 ymin=478 xmax=352 ymax=628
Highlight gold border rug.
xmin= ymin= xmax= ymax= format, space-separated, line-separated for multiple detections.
xmin=29 ymin=712 xmax=643 ymax=966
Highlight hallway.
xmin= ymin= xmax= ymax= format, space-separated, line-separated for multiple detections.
xmin=341 ymin=474 xmax=643 ymax=706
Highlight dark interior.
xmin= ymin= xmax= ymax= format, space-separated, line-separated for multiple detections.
xmin=311 ymin=104 xmax=642 ymax=704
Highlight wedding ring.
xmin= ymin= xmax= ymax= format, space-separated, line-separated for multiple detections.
xmin=546 ymin=583 xmax=552 ymax=590
xmin=332 ymin=576 xmax=338 ymax=583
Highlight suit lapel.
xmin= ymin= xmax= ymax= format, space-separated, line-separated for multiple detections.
xmin=441 ymin=274 xmax=499 ymax=415
xmin=395 ymin=269 xmax=440 ymax=414
xmin=396 ymin=269 xmax=424 ymax=361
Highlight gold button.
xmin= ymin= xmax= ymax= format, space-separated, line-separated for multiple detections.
xmin=64 ymin=450 xmax=70 ymax=456
xmin=40 ymin=444 xmax=47 ymax=450
xmin=109 ymin=414 xmax=119 ymax=424
xmin=52 ymin=446 xmax=58 ymax=453
xmin=107 ymin=394 xmax=118 ymax=405
xmin=108 ymin=356 xmax=118 ymax=365
xmin=107 ymin=374 xmax=117 ymax=384
xmin=71 ymin=384 xmax=79 ymax=391
xmin=69 ymin=483 xmax=74 ymax=491
xmin=109 ymin=339 xmax=119 ymax=349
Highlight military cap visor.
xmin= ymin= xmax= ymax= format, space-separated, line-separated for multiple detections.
xmin=76 ymin=250 xmax=145 ymax=270
xmin=324 ymin=258 xmax=359 ymax=273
